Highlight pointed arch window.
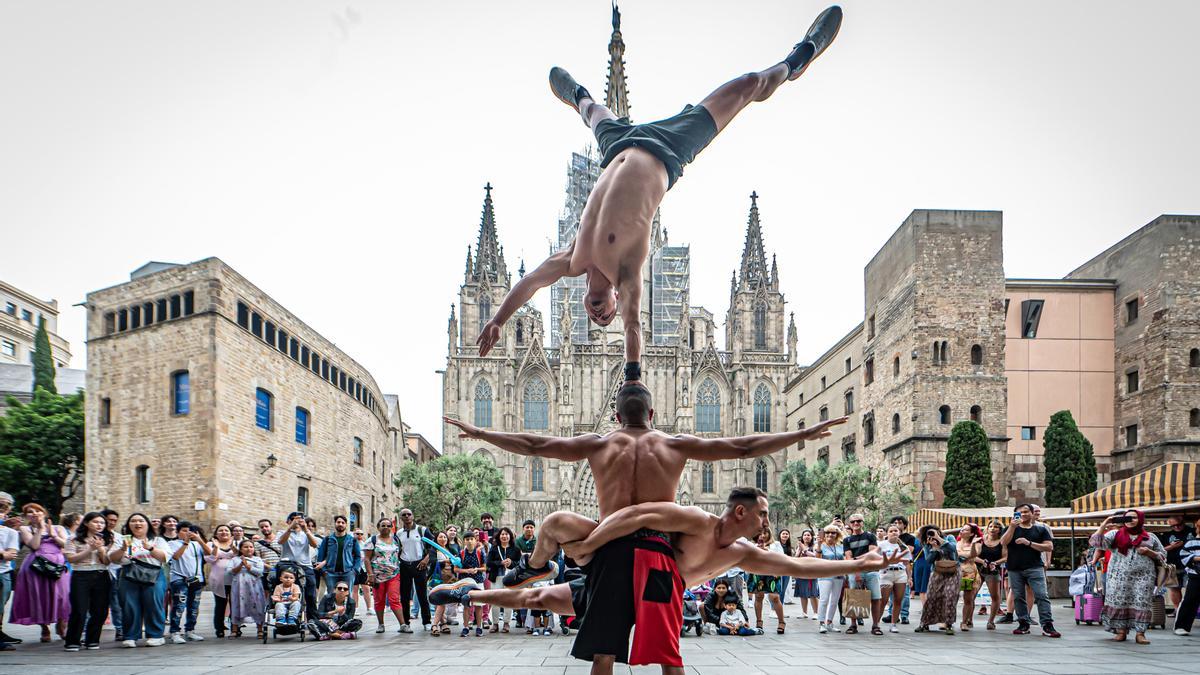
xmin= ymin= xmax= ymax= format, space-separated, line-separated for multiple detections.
xmin=753 ymin=384 xmax=771 ymax=432
xmin=938 ymin=405 xmax=951 ymax=425
xmin=530 ymin=457 xmax=545 ymax=492
xmin=523 ymin=377 xmax=549 ymax=430
xmin=474 ymin=379 xmax=493 ymax=428
xmin=754 ymin=459 xmax=769 ymax=492
xmin=696 ymin=379 xmax=721 ymax=432
xmin=753 ymin=301 xmax=767 ymax=349
xmin=478 ymin=295 xmax=492 ymax=336
xmin=701 ymin=462 xmax=715 ymax=494
xmin=892 ymin=413 xmax=901 ymax=434
xmin=516 ymin=322 xmax=524 ymax=345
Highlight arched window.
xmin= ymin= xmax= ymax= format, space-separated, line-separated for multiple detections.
xmin=755 ymin=459 xmax=769 ymax=492
xmin=971 ymin=344 xmax=983 ymax=365
xmin=892 ymin=413 xmax=901 ymax=434
xmin=530 ymin=457 xmax=544 ymax=492
xmin=938 ymin=405 xmax=951 ymax=425
xmin=701 ymin=462 xmax=714 ymax=494
xmin=753 ymin=384 xmax=771 ymax=432
xmin=523 ymin=377 xmax=549 ymax=430
xmin=753 ymin=302 xmax=767 ymax=349
xmin=135 ymin=465 xmax=151 ymax=504
xmin=516 ymin=322 xmax=524 ymax=345
xmin=353 ymin=437 xmax=363 ymax=465
xmin=296 ymin=487 xmax=309 ymax=514
xmin=171 ymin=370 xmax=189 ymax=415
xmin=970 ymin=405 xmax=982 ymax=423
xmin=863 ymin=414 xmax=875 ymax=445
xmin=940 ymin=341 xmax=949 ymax=364
xmin=844 ymin=390 xmax=854 ymax=415
xmin=349 ymin=503 xmax=362 ymax=531
xmin=696 ymin=379 xmax=721 ymax=432
xmin=893 ymin=356 xmax=900 ymax=377
xmin=1191 ymin=348 xmax=1200 ymax=367
xmin=1191 ymin=408 xmax=1200 ymax=428
xmin=295 ymin=407 xmax=309 ymax=445
xmin=474 ymin=380 xmax=493 ymax=428
xmin=932 ymin=341 xmax=940 ymax=363
xmin=255 ymin=388 xmax=273 ymax=430
xmin=478 ymin=295 xmax=492 ymax=335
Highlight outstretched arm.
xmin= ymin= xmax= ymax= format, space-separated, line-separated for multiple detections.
xmin=737 ymin=542 xmax=904 ymax=578
xmin=668 ymin=417 xmax=848 ymax=461
xmin=561 ymin=502 xmax=712 ymax=560
xmin=618 ymin=266 xmax=643 ymax=371
xmin=478 ymin=249 xmax=573 ymax=356
xmin=444 ymin=416 xmax=606 ymax=461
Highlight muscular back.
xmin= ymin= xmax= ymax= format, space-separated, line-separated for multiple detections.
xmin=588 ymin=426 xmax=686 ymax=520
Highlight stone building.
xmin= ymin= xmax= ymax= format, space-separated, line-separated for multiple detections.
xmin=1 ymin=279 xmax=72 ymax=369
xmin=785 ymin=210 xmax=1198 ymax=507
xmin=84 ymin=258 xmax=408 ymax=532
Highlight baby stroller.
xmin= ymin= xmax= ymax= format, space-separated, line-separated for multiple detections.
xmin=262 ymin=561 xmax=307 ymax=642
xmin=681 ymin=589 xmax=703 ymax=637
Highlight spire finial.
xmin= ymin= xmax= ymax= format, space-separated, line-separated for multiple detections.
xmin=605 ymin=2 xmax=631 ymax=119
xmin=750 ymin=190 xmax=758 ymax=206
xmin=484 ymin=182 xmax=492 ymax=196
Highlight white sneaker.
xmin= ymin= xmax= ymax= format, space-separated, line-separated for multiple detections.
xmin=185 ymin=631 xmax=204 ymax=641
xmin=830 ymin=623 xmax=841 ymax=633
xmin=819 ymin=624 xmax=828 ymax=634
xmin=423 ymin=624 xmax=432 ymax=632
xmin=399 ymin=624 xmax=412 ymax=633
xmin=890 ymin=625 xmax=899 ymax=633
xmin=170 ymin=633 xmax=186 ymax=645
xmin=375 ymin=625 xmax=386 ymax=634
xmin=799 ymin=612 xmax=808 ymax=619
xmin=121 ymin=640 xmax=137 ymax=648
xmin=145 ymin=637 xmax=165 ymax=647
xmin=1175 ymin=628 xmax=1191 ymax=636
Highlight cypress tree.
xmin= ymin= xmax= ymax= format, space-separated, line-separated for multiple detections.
xmin=32 ymin=316 xmax=56 ymax=394
xmin=943 ymin=420 xmax=995 ymax=508
xmin=1043 ymin=410 xmax=1096 ymax=507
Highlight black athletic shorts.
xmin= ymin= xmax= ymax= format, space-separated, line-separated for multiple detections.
xmin=593 ymin=104 xmax=718 ymax=190
xmin=569 ymin=529 xmax=680 ymax=666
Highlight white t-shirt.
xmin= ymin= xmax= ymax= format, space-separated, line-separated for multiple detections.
xmin=720 ymin=609 xmax=746 ymax=628
xmin=123 ymin=536 xmax=169 ymax=567
xmin=879 ymin=539 xmax=910 ymax=562
xmin=0 ymin=526 xmax=18 ymax=574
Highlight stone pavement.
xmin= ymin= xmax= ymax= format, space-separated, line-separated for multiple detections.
xmin=3 ymin=597 xmax=1200 ymax=674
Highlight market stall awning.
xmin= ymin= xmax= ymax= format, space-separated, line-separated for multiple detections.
xmin=1069 ymin=461 xmax=1200 ymax=514
xmin=912 ymin=506 xmax=1168 ymax=535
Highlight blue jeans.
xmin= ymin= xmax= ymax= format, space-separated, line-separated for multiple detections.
xmin=718 ymin=626 xmax=756 ymax=636
xmin=168 ymin=578 xmax=202 ymax=633
xmin=1008 ymin=568 xmax=1052 ymax=627
xmin=108 ymin=568 xmax=123 ymax=638
xmin=120 ymin=570 xmax=167 ymax=640
xmin=780 ymin=576 xmax=791 ymax=600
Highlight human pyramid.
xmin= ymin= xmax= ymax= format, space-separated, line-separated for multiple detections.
xmin=434 ymin=7 xmax=903 ymax=673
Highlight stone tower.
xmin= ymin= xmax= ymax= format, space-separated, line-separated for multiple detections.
xmin=459 ymin=184 xmax=511 ymax=350
xmin=604 ymin=2 xmax=631 ymax=120
xmin=726 ymin=192 xmax=787 ymax=361
xmin=859 ymin=210 xmax=1009 ymax=506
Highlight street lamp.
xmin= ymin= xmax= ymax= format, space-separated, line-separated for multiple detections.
xmin=261 ymin=453 xmax=278 ymax=474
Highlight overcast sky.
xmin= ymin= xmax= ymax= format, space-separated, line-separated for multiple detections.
xmin=3 ymin=1 xmax=1198 ymax=446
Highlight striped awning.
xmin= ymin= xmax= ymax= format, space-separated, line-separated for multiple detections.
xmin=911 ymin=507 xmax=1169 ymax=535
xmin=1070 ymin=462 xmax=1200 ymax=514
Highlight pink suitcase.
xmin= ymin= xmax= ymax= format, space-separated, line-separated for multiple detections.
xmin=1074 ymin=594 xmax=1102 ymax=625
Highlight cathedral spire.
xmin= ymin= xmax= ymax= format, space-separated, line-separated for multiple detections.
xmin=739 ymin=191 xmax=769 ymax=288
xmin=471 ymin=182 xmax=508 ymax=283
xmin=770 ymin=253 xmax=779 ymax=289
xmin=605 ymin=2 xmax=631 ymax=120
xmin=464 ymin=246 xmax=473 ymax=281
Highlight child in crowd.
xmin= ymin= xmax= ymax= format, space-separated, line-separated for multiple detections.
xmin=272 ymin=569 xmax=302 ymax=624
xmin=227 ymin=539 xmax=267 ymax=638
xmin=455 ymin=531 xmax=487 ymax=638
xmin=719 ymin=596 xmax=756 ymax=636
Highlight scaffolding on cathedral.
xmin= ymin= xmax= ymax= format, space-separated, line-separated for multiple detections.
xmin=651 ymin=243 xmax=689 ymax=346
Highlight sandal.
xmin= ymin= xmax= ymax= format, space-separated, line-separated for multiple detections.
xmin=1135 ymin=633 xmax=1150 ymax=645
xmin=914 ymin=625 xmax=929 ymax=633
xmin=1111 ymin=631 xmax=1127 ymax=642
xmin=871 ymin=626 xmax=883 ymax=636
xmin=489 ymin=624 xmax=499 ymax=633
xmin=777 ymin=621 xmax=786 ymax=635
xmin=986 ymin=620 xmax=995 ymax=630
xmin=846 ymin=625 xmax=858 ymax=634
xmin=501 ymin=625 xmax=509 ymax=633
xmin=441 ymin=624 xmax=451 ymax=634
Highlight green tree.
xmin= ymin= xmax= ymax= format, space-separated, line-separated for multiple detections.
xmin=32 ymin=317 xmax=56 ymax=394
xmin=0 ymin=388 xmax=85 ymax=515
xmin=395 ymin=453 xmax=507 ymax=530
xmin=1043 ymin=410 xmax=1097 ymax=507
xmin=774 ymin=458 xmax=913 ymax=529
xmin=942 ymin=420 xmax=995 ymax=508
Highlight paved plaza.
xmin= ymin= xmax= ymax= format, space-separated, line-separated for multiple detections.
xmin=3 ymin=597 xmax=1199 ymax=674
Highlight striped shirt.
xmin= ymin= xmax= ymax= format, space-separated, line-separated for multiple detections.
xmin=1181 ymin=536 xmax=1200 ymax=577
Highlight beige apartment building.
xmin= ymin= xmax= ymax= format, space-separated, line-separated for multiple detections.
xmin=84 ymin=258 xmax=408 ymax=531
xmin=786 ymin=211 xmax=1199 ymax=507
xmin=1 ymin=279 xmax=72 ymax=369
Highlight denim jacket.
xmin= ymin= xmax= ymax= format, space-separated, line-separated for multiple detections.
xmin=316 ymin=533 xmax=362 ymax=574
xmin=923 ymin=536 xmax=959 ymax=563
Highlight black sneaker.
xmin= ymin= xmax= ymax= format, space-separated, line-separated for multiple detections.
xmin=428 ymin=578 xmax=478 ymax=606
xmin=996 ymin=613 xmax=1014 ymax=624
xmin=783 ymin=5 xmax=844 ymax=80
xmin=0 ymin=630 xmax=22 ymax=644
xmin=1013 ymin=621 xmax=1031 ymax=635
xmin=900 ymin=618 xmax=910 ymax=625
xmin=881 ymin=615 xmax=892 ymax=623
xmin=548 ymin=67 xmax=592 ymax=113
xmin=1042 ymin=623 xmax=1061 ymax=638
xmin=502 ymin=559 xmax=559 ymax=589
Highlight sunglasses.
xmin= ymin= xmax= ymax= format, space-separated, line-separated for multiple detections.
xmin=849 ymin=520 xmax=863 ymax=524
xmin=336 ymin=586 xmax=349 ymax=591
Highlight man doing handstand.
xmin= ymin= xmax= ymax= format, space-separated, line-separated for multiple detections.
xmin=476 ymin=6 xmax=844 ymax=388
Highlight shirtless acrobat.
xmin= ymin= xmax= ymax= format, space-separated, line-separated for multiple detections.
xmin=476 ymin=6 xmax=844 ymax=386
xmin=443 ymin=383 xmax=846 ymax=671
xmin=431 ymin=489 xmax=903 ymax=634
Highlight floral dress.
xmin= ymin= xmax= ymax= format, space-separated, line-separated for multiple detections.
xmin=747 ymin=542 xmax=783 ymax=594
xmin=226 ymin=555 xmax=267 ymax=625
xmin=1089 ymin=529 xmax=1166 ymax=634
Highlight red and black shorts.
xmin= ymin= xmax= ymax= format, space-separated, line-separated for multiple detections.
xmin=570 ymin=530 xmax=684 ymax=667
